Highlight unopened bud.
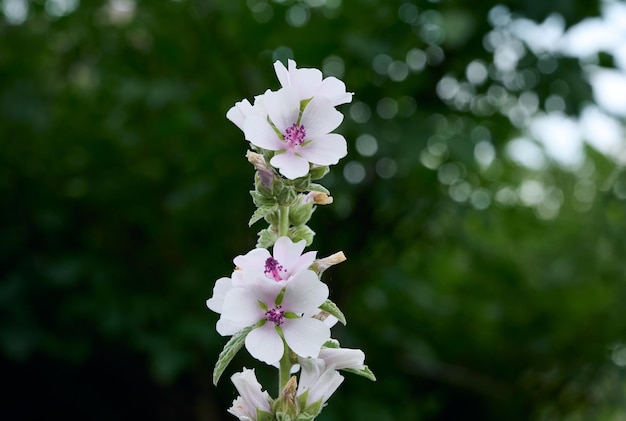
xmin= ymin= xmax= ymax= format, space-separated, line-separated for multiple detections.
xmin=246 ymin=150 xmax=275 ymax=189
xmin=303 ymin=191 xmax=333 ymax=205
xmin=312 ymin=251 xmax=346 ymax=274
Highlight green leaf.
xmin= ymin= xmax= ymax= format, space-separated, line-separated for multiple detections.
xmin=343 ymin=365 xmax=377 ymax=381
xmin=257 ymin=227 xmax=278 ymax=248
xmin=295 ymin=413 xmax=316 ymax=421
xmin=257 ymin=409 xmax=275 ymax=421
xmin=319 ymin=299 xmax=347 ymax=325
xmin=249 ymin=204 xmax=278 ymax=226
xmin=212 ymin=325 xmax=255 ymax=385
xmin=308 ymin=183 xmax=330 ymax=195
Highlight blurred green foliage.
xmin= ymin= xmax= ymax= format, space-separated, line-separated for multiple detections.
xmin=2 ymin=0 xmax=626 ymax=419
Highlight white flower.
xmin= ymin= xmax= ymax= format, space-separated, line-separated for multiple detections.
xmin=297 ymin=347 xmax=365 ymax=406
xmin=233 ymin=236 xmax=316 ymax=285
xmin=274 ymin=59 xmax=353 ymax=106
xmin=228 ymin=368 xmax=272 ymax=421
xmin=226 ymin=91 xmax=269 ymax=132
xmin=218 ymin=269 xmax=330 ymax=364
xmin=244 ymin=87 xmax=347 ymax=180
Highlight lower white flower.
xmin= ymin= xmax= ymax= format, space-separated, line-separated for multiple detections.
xmin=218 ymin=269 xmax=330 ymax=364
xmin=228 ymin=368 xmax=272 ymax=421
xmin=297 ymin=347 xmax=365 ymax=407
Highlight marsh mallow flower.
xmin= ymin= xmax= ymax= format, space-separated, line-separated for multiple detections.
xmin=244 ymin=87 xmax=347 ymax=180
xmin=217 ymin=269 xmax=330 ymax=364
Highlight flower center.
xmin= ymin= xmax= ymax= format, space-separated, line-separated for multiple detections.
xmin=265 ymin=305 xmax=285 ymax=325
xmin=264 ymin=257 xmax=285 ymax=281
xmin=284 ymin=123 xmax=306 ymax=147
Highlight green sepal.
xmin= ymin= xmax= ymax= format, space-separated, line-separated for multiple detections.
xmin=343 ymin=365 xmax=377 ymax=381
xmin=212 ymin=324 xmax=255 ymax=385
xmin=289 ymin=201 xmax=314 ymax=226
xmin=249 ymin=204 xmax=278 ymax=226
xmin=309 ymin=166 xmax=329 ymax=180
xmin=290 ymin=224 xmax=315 ymax=246
xmin=257 ymin=409 xmax=275 ymax=421
xmin=300 ymin=399 xmax=323 ymax=418
xmin=276 ymin=412 xmax=293 ymax=421
xmin=319 ymin=299 xmax=347 ymax=325
xmin=296 ymin=389 xmax=309 ymax=412
xmin=307 ymin=183 xmax=330 ymax=195
xmin=251 ymin=190 xmax=277 ymax=207
xmin=292 ymin=174 xmax=311 ymax=192
xmin=322 ymin=339 xmax=340 ymax=349
xmin=295 ymin=413 xmax=317 ymax=421
xmin=257 ymin=226 xmax=278 ymax=248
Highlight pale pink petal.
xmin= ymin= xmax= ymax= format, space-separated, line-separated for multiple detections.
xmin=318 ymin=348 xmax=365 ymax=370
xmin=296 ymin=356 xmax=326 ymax=395
xmin=244 ymin=115 xmax=284 ymax=151
xmin=216 ymin=318 xmax=248 ymax=336
xmin=230 ymin=368 xmax=272 ymax=414
xmin=221 ymin=288 xmax=264 ymax=326
xmin=288 ymin=251 xmax=317 ymax=275
xmin=270 ymin=152 xmax=310 ymax=180
xmin=291 ymin=66 xmax=323 ymax=100
xmin=298 ymin=133 xmax=347 ymax=166
xmin=206 ymin=277 xmax=234 ymax=314
xmin=233 ymin=248 xmax=270 ymax=273
xmin=226 ymin=99 xmax=253 ymax=131
xmin=245 ymin=323 xmax=285 ymax=364
xmin=273 ymin=60 xmax=289 ymax=88
xmin=281 ymin=270 xmax=328 ymax=313
xmin=305 ymin=368 xmax=344 ymax=405
xmin=263 ymin=88 xmax=300 ymax=133
xmin=281 ymin=317 xmax=330 ymax=358
xmin=300 ymin=97 xmax=343 ymax=139
xmin=241 ymin=270 xmax=283 ymax=306
xmin=317 ymin=77 xmax=353 ymax=106
xmin=273 ymin=236 xmax=306 ymax=269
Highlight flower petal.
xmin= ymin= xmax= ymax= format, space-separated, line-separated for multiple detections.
xmin=300 ymin=96 xmax=343 ymax=139
xmin=244 ymin=115 xmax=284 ymax=151
xmin=263 ymin=88 xmax=300 ymax=133
xmin=270 ymin=152 xmax=310 ymax=180
xmin=206 ymin=277 xmax=234 ymax=314
xmin=245 ymin=323 xmax=285 ymax=364
xmin=318 ymin=348 xmax=365 ymax=370
xmin=226 ymin=99 xmax=253 ymax=131
xmin=233 ymin=248 xmax=270 ymax=274
xmin=273 ymin=60 xmax=289 ymax=88
xmin=221 ymin=287 xmax=264 ymax=327
xmin=288 ymin=251 xmax=317 ymax=276
xmin=317 ymin=77 xmax=353 ymax=106
xmin=281 ymin=270 xmax=328 ymax=313
xmin=281 ymin=317 xmax=330 ymax=358
xmin=241 ymin=270 xmax=283 ymax=306
xmin=216 ymin=318 xmax=248 ymax=336
xmin=298 ymin=133 xmax=347 ymax=166
xmin=273 ymin=236 xmax=306 ymax=270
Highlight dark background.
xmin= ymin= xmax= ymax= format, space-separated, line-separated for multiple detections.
xmin=2 ymin=0 xmax=626 ymax=419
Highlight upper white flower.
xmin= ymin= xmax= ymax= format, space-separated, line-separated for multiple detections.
xmin=244 ymin=87 xmax=347 ymax=180
xmin=274 ymin=59 xmax=353 ymax=106
xmin=218 ymin=269 xmax=330 ymax=364
xmin=228 ymin=368 xmax=272 ymax=421
xmin=233 ymin=236 xmax=317 ymax=285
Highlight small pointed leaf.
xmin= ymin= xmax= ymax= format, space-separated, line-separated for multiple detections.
xmin=319 ymin=299 xmax=346 ymax=325
xmin=343 ymin=365 xmax=376 ymax=381
xmin=212 ymin=325 xmax=254 ymax=385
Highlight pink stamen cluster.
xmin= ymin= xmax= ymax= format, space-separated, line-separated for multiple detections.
xmin=265 ymin=305 xmax=284 ymax=325
xmin=264 ymin=257 xmax=285 ymax=281
xmin=284 ymin=123 xmax=306 ymax=147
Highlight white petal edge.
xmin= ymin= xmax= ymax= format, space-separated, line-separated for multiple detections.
xmin=245 ymin=323 xmax=285 ymax=364
xmin=282 ymin=317 xmax=330 ymax=358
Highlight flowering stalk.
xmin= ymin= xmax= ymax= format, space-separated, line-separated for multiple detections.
xmin=208 ymin=59 xmax=375 ymax=421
